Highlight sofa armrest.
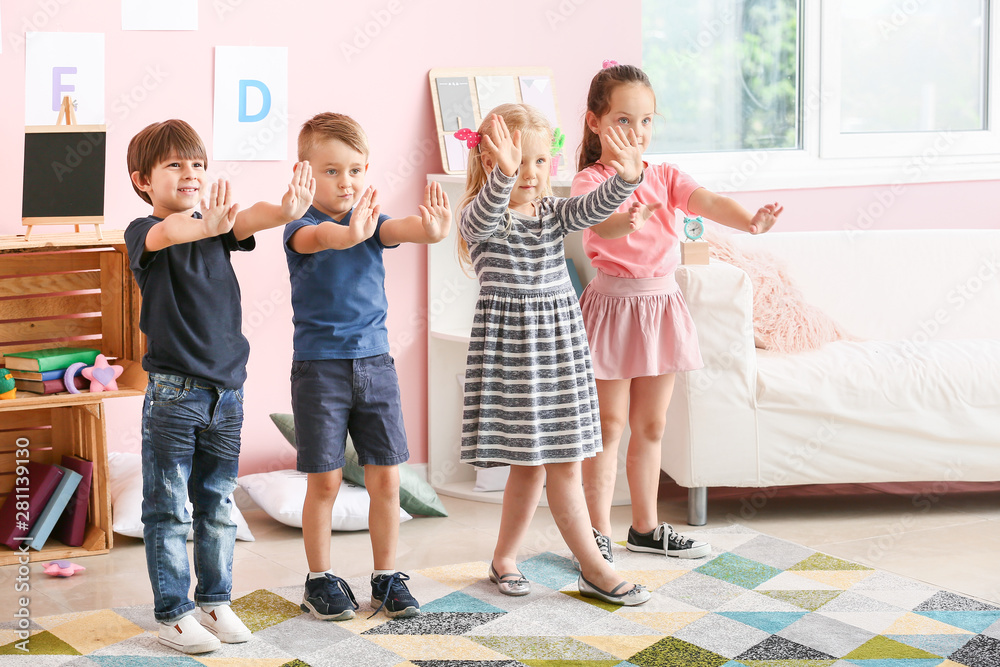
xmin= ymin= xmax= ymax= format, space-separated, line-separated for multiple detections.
xmin=676 ymin=260 xmax=757 ymax=395
xmin=663 ymin=260 xmax=761 ymax=489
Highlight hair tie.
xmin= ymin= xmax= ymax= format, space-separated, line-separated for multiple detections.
xmin=602 ymin=59 xmax=620 ymax=69
xmin=454 ymin=128 xmax=481 ymax=149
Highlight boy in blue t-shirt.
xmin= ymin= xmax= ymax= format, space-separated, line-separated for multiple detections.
xmin=125 ymin=119 xmax=315 ymax=654
xmin=284 ymin=112 xmax=451 ymax=621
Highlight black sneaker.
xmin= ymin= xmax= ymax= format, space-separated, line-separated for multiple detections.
xmin=627 ymin=523 xmax=711 ymax=559
xmin=572 ymin=527 xmax=616 ymax=571
xmin=300 ymin=574 xmax=359 ymax=621
xmin=369 ymin=572 xmax=420 ymax=619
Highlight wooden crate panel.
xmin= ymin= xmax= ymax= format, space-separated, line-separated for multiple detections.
xmin=0 ymin=316 xmax=103 ymax=345
xmin=0 ymin=271 xmax=101 ymax=298
xmin=0 ymin=293 xmax=103 ymax=321
xmin=0 ymin=250 xmax=103 ymax=277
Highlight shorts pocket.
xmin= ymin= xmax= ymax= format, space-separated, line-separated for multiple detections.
xmin=290 ymin=360 xmax=312 ymax=381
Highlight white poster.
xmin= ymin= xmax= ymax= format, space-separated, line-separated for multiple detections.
xmin=25 ymin=32 xmax=105 ymax=125
xmin=122 ymin=0 xmax=198 ymax=30
xmin=213 ymin=46 xmax=288 ymax=161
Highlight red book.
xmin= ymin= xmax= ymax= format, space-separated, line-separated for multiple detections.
xmin=53 ymin=455 xmax=94 ymax=547
xmin=15 ymin=375 xmax=88 ymax=394
xmin=0 ymin=461 xmax=65 ymax=550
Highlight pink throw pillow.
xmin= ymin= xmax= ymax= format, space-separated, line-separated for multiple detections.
xmin=704 ymin=227 xmax=849 ymax=353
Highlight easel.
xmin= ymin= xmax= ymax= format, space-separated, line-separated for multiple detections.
xmin=22 ymin=95 xmax=105 ymax=241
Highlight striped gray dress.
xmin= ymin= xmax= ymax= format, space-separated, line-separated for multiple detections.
xmin=460 ymin=167 xmax=640 ymax=467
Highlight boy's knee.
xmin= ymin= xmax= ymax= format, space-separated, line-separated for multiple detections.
xmin=306 ymin=470 xmax=342 ymax=498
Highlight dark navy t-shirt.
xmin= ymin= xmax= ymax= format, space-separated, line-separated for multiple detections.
xmin=125 ymin=214 xmax=255 ymax=388
xmin=283 ymin=205 xmax=397 ymax=360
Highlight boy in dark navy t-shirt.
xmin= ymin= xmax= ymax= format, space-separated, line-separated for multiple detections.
xmin=124 ymin=119 xmax=314 ymax=655
xmin=284 ymin=112 xmax=451 ymax=622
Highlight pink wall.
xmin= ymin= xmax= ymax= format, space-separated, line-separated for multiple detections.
xmin=2 ymin=2 xmax=997 ymax=474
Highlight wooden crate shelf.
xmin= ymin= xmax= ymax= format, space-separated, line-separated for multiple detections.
xmin=0 ymin=231 xmax=145 ymax=563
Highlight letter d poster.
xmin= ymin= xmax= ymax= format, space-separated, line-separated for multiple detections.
xmin=213 ymin=46 xmax=288 ymax=161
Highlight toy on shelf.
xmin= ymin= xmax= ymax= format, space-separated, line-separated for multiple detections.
xmin=43 ymin=560 xmax=86 ymax=577
xmin=550 ymin=128 xmax=565 ymax=176
xmin=64 ymin=355 xmax=124 ymax=394
xmin=0 ymin=369 xmax=16 ymax=399
xmin=681 ymin=215 xmax=709 ymax=265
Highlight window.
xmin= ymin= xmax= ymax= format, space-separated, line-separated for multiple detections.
xmin=642 ymin=0 xmax=800 ymax=153
xmin=641 ymin=0 xmax=1000 ymax=190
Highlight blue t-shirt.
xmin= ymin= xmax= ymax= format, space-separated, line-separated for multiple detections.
xmin=125 ymin=214 xmax=255 ymax=388
xmin=283 ymin=205 xmax=398 ymax=360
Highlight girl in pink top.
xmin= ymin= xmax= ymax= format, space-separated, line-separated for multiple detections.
xmin=571 ymin=63 xmax=783 ymax=562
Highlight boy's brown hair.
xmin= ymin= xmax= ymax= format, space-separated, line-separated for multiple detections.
xmin=127 ymin=119 xmax=207 ymax=205
xmin=298 ymin=112 xmax=369 ymax=162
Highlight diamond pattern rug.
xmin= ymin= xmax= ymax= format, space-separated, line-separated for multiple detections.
xmin=3 ymin=524 xmax=1000 ymax=666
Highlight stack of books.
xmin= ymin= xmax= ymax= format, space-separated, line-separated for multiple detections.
xmin=3 ymin=347 xmax=101 ymax=395
xmin=0 ymin=456 xmax=95 ymax=551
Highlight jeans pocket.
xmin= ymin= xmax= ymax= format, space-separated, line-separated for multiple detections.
xmin=235 ymin=386 xmax=245 ymax=404
xmin=151 ymin=378 xmax=188 ymax=405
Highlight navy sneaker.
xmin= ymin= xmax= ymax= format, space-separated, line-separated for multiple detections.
xmin=300 ymin=574 xmax=359 ymax=621
xmin=627 ymin=523 xmax=711 ymax=559
xmin=369 ymin=572 xmax=420 ymax=619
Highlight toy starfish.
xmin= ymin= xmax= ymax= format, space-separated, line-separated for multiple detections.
xmin=81 ymin=354 xmax=124 ymax=392
xmin=43 ymin=560 xmax=85 ymax=577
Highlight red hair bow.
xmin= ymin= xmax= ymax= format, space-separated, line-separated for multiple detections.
xmin=454 ymin=128 xmax=481 ymax=149
xmin=602 ymin=59 xmax=620 ymax=69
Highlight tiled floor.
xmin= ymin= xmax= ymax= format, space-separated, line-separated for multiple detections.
xmin=2 ymin=478 xmax=999 ymax=620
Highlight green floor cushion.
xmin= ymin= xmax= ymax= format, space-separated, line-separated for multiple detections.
xmin=269 ymin=413 xmax=448 ymax=517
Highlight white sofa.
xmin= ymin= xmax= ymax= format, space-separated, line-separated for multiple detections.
xmin=663 ymin=229 xmax=1000 ymax=525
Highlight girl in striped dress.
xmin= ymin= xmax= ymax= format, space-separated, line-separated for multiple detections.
xmin=458 ymin=104 xmax=657 ymax=606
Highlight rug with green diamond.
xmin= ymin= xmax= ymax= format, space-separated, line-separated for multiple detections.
xmin=4 ymin=524 xmax=999 ymax=666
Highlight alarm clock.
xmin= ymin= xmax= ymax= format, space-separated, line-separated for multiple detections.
xmin=683 ymin=216 xmax=705 ymax=241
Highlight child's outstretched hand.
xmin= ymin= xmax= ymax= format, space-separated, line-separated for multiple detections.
xmin=481 ymin=114 xmax=521 ymax=178
xmin=749 ymin=202 xmax=783 ymax=234
xmin=346 ymin=187 xmax=380 ymax=245
xmin=419 ymin=181 xmax=452 ymax=242
xmin=281 ymin=161 xmax=316 ymax=221
xmin=627 ymin=201 xmax=663 ymax=234
xmin=602 ymin=125 xmax=644 ymax=184
xmin=201 ymin=177 xmax=239 ymax=237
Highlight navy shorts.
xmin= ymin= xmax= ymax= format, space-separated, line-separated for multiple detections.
xmin=290 ymin=354 xmax=409 ymax=473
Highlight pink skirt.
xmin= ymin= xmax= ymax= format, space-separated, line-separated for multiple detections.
xmin=580 ymin=271 xmax=704 ymax=380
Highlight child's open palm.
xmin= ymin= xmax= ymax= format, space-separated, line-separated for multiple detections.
xmin=482 ymin=114 xmax=521 ymax=177
xmin=419 ymin=181 xmax=452 ymax=242
xmin=200 ymin=178 xmax=239 ymax=237
xmin=627 ymin=201 xmax=663 ymax=234
xmin=347 ymin=187 xmax=380 ymax=245
xmin=749 ymin=202 xmax=783 ymax=234
xmin=281 ymin=161 xmax=316 ymax=221
xmin=602 ymin=125 xmax=644 ymax=184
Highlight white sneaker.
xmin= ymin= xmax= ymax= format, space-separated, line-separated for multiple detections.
xmin=200 ymin=604 xmax=251 ymax=643
xmin=158 ymin=614 xmax=221 ymax=654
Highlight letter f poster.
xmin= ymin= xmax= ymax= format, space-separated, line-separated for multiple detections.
xmin=25 ymin=32 xmax=105 ymax=125
xmin=213 ymin=46 xmax=288 ymax=161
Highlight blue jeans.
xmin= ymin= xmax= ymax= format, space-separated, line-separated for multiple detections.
xmin=141 ymin=373 xmax=244 ymax=622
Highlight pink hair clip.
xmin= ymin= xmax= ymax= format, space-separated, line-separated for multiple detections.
xmin=602 ymin=59 xmax=620 ymax=69
xmin=454 ymin=128 xmax=481 ymax=149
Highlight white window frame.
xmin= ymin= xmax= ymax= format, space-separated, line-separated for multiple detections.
xmin=644 ymin=0 xmax=1000 ymax=192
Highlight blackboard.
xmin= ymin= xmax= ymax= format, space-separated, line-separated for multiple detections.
xmin=22 ymin=126 xmax=106 ymax=220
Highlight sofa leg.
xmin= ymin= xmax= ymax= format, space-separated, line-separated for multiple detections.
xmin=688 ymin=487 xmax=707 ymax=526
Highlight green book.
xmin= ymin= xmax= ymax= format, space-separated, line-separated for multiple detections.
xmin=3 ymin=347 xmax=100 ymax=372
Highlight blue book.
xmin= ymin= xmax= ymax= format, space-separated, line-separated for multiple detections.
xmin=28 ymin=465 xmax=82 ymax=551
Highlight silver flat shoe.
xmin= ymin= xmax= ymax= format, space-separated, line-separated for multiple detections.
xmin=489 ymin=562 xmax=530 ymax=596
xmin=578 ymin=574 xmax=650 ymax=606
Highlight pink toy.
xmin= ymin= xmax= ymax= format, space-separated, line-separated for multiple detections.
xmin=43 ymin=560 xmax=85 ymax=577
xmin=80 ymin=354 xmax=124 ymax=392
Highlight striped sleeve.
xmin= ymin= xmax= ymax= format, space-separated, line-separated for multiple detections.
xmin=552 ymin=172 xmax=642 ymax=235
xmin=459 ymin=168 xmax=517 ymax=243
